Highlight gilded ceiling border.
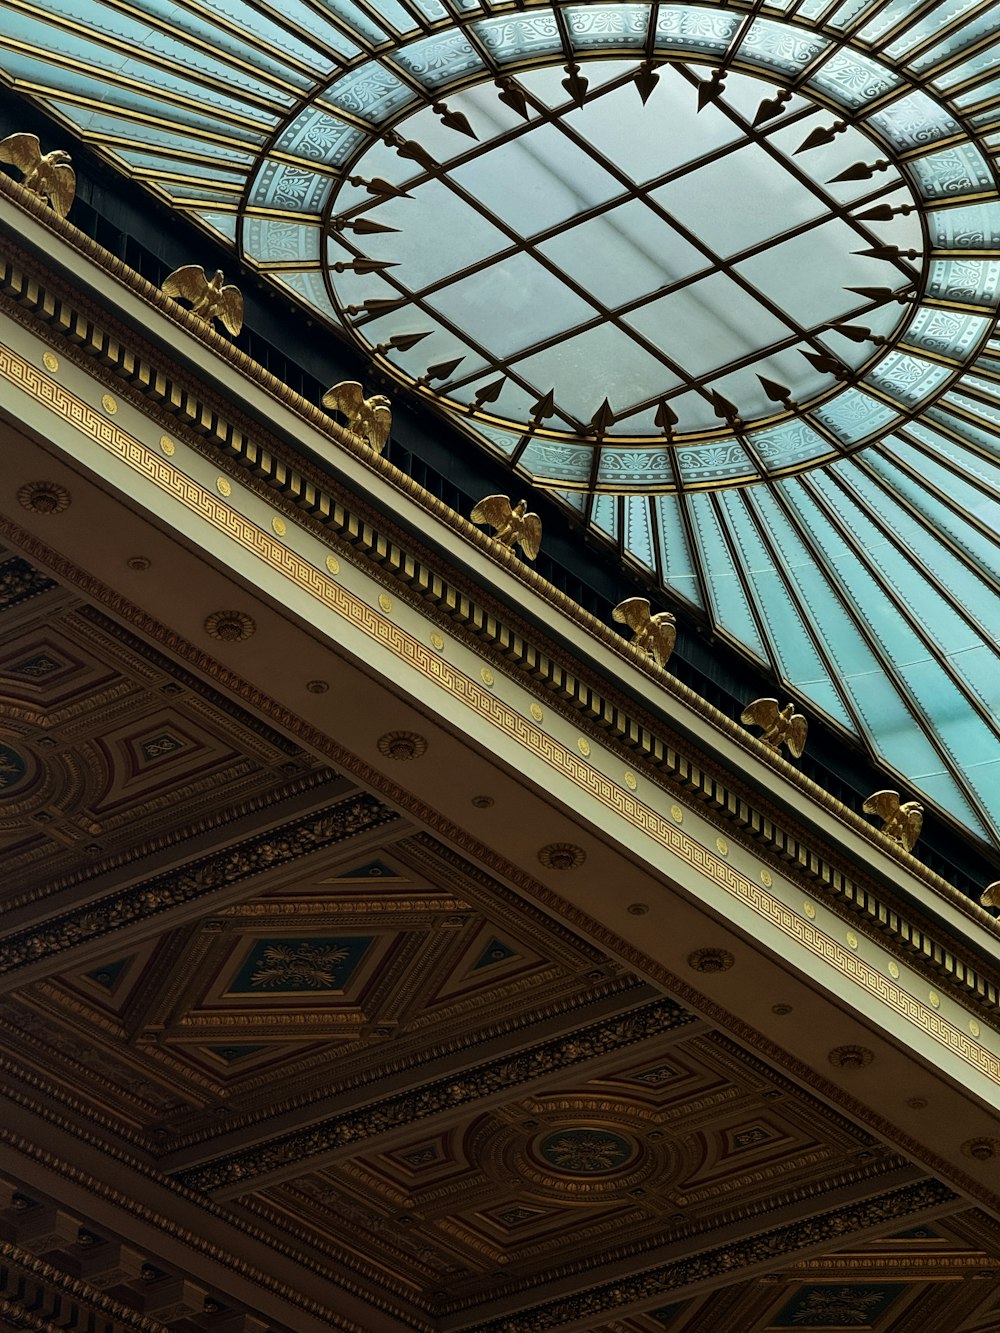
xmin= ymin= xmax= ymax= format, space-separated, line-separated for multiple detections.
xmin=1 ymin=520 xmax=998 ymax=1216
xmin=0 ymin=315 xmax=996 ymax=1039
xmin=3 ymin=355 xmax=996 ymax=1120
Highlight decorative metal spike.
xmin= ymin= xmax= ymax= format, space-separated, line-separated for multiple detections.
xmin=472 ymin=376 xmax=505 ymax=408
xmin=801 ymin=349 xmax=847 ymax=378
xmin=530 ymin=388 xmax=556 ymax=419
xmin=832 ymin=323 xmax=885 ymax=346
xmin=654 ymin=398 xmax=678 ymax=437
xmin=752 ymin=88 xmax=792 ymax=126
xmin=495 ymin=76 xmax=530 ymax=120
xmin=828 ymin=159 xmax=890 ymax=183
xmin=389 ymin=136 xmax=436 ymax=172
xmin=854 ymin=244 xmax=921 ymax=261
xmin=432 ymin=101 xmax=477 ymax=139
xmin=852 ymin=204 xmax=895 ymax=222
xmin=757 ymin=375 xmax=793 ymax=406
xmin=710 ymin=389 xmax=739 ymax=423
xmin=330 ymin=257 xmax=398 ymax=275
xmin=375 ymin=330 xmax=432 ymax=354
xmin=845 ymin=285 xmax=911 ymax=305
xmin=634 ymin=62 xmax=660 ymax=105
xmin=589 ymin=397 xmax=616 ymax=436
xmin=562 ymin=62 xmax=589 ymax=105
xmin=345 ymin=297 xmax=407 ymax=316
xmin=697 ymin=68 xmax=726 ymax=112
xmin=424 ymin=355 xmax=465 ymax=382
xmin=338 ymin=217 xmax=399 ymax=235
xmin=347 ymin=175 xmax=411 ymax=199
xmin=794 ymin=120 xmax=847 ymax=153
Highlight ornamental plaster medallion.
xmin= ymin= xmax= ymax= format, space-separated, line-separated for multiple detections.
xmin=828 ymin=1045 xmax=874 ymax=1070
xmin=687 ymin=948 xmax=734 ymax=974
xmin=962 ymin=1137 xmax=1000 ymax=1161
xmin=377 ymin=731 xmax=427 ymax=761
xmin=16 ymin=481 xmax=70 ymax=514
xmin=204 ymin=610 xmax=256 ymax=642
xmin=537 ymin=843 xmax=586 ymax=871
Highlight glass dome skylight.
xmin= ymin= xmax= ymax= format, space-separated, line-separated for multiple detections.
xmin=1 ymin=0 xmax=997 ymax=848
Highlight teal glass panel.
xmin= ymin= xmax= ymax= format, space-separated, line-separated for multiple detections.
xmin=927 ymin=201 xmax=1000 ymax=250
xmin=197 ymin=211 xmax=239 ymax=242
xmin=472 ymin=11 xmax=562 ymax=63
xmin=276 ymin=109 xmax=364 ymax=166
xmin=158 ymin=182 xmax=242 ymax=203
xmin=687 ymin=494 xmax=768 ymax=657
xmin=811 ymin=389 xmax=900 ymax=445
xmin=740 ymin=19 xmax=830 ymax=77
xmin=811 ymin=471 xmax=1000 ymax=717
xmin=592 ymin=493 xmax=619 ymax=541
xmin=248 ymin=158 xmax=334 ymax=212
xmin=674 ymin=441 xmax=756 ymax=485
xmin=856 ymin=0 xmax=926 ymax=43
xmin=186 ymin=0 xmax=357 ymax=61
xmin=565 ymin=4 xmax=649 ymax=48
xmin=556 ymin=489 xmax=587 ymax=514
xmin=866 ymin=445 xmax=1000 ymax=582
xmin=877 ymin=439 xmax=1000 ymax=568
xmin=47 ymin=102 xmax=258 ymax=162
xmin=597 ymin=446 xmax=679 ymax=487
xmin=0 ymin=14 xmax=285 ymax=122
xmin=913 ymin=13 xmax=1000 ymax=78
xmin=912 ymin=415 xmax=1000 ymax=487
xmin=908 ymin=143 xmax=994 ymax=202
xmin=748 ymin=420 xmax=832 ymax=471
xmin=654 ymin=495 xmax=703 ymax=608
xmin=883 ymin=0 xmax=983 ymax=59
xmin=316 ymin=0 xmax=389 ymax=43
xmin=925 ymin=256 xmax=1000 ymax=309
xmin=864 ymin=352 xmax=950 ymax=408
xmin=467 ymin=421 xmax=524 ymax=455
xmin=624 ymin=495 xmax=656 ymax=571
xmin=325 ymin=64 xmax=418 ymax=122
xmin=843 ymin=462 xmax=1000 ymax=640
xmin=116 ymin=150 xmax=246 ymax=185
xmin=271 ymin=270 xmax=339 ymax=321
xmin=827 ymin=0 xmax=876 ymax=32
xmin=717 ymin=491 xmax=854 ymax=725
xmin=867 ymin=91 xmax=960 ymax=150
xmin=517 ymin=438 xmax=593 ymax=482
xmin=810 ymin=47 xmax=901 ymax=108
xmin=242 ymin=218 xmax=322 ymax=264
xmin=901 ymin=307 xmax=990 ymax=360
xmin=393 ymin=30 xmax=485 ymax=88
xmin=654 ymin=4 xmax=739 ymax=54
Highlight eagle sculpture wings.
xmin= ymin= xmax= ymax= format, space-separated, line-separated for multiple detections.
xmin=740 ymin=698 xmax=808 ymax=759
xmin=0 ymin=133 xmax=75 ymax=217
xmin=612 ymin=597 xmax=676 ymax=667
xmin=470 ymin=495 xmax=542 ymax=561
xmin=321 ymin=381 xmax=392 ymax=453
xmin=862 ymin=789 xmax=923 ymax=853
xmin=162 ymin=265 xmax=244 ymax=336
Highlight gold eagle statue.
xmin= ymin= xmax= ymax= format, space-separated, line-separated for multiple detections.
xmin=0 ymin=133 xmax=75 ymax=217
xmin=863 ymin=789 xmax=923 ymax=853
xmin=162 ymin=265 xmax=244 ymax=335
xmin=321 ymin=381 xmax=392 ymax=453
xmin=612 ymin=597 xmax=676 ymax=668
xmin=470 ymin=496 xmax=542 ymax=561
xmin=740 ymin=698 xmax=808 ymax=759
xmin=980 ymin=881 xmax=1000 ymax=910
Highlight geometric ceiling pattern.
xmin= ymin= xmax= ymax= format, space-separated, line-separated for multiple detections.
xmin=1 ymin=0 xmax=997 ymax=846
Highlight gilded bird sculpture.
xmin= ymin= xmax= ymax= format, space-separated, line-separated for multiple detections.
xmin=740 ymin=698 xmax=808 ymax=759
xmin=161 ymin=265 xmax=244 ymax=336
xmin=980 ymin=881 xmax=1000 ymax=910
xmin=0 ymin=133 xmax=75 ymax=217
xmin=612 ymin=597 xmax=677 ymax=668
xmin=321 ymin=381 xmax=392 ymax=453
xmin=470 ymin=495 xmax=542 ymax=561
xmin=863 ymin=789 xmax=923 ymax=853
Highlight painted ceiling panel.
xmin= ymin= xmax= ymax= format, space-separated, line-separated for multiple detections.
xmin=2 ymin=0 xmax=998 ymax=845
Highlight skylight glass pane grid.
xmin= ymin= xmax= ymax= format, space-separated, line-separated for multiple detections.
xmin=653 ymin=496 xmax=704 ymax=608
xmin=686 ymin=494 xmax=769 ymax=659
